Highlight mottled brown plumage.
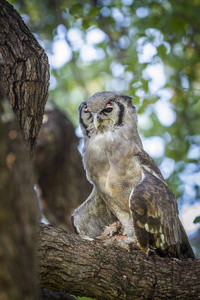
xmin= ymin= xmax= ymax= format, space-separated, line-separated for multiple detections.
xmin=71 ymin=91 xmax=195 ymax=259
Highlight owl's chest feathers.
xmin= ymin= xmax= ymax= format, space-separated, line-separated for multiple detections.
xmin=83 ymin=131 xmax=142 ymax=209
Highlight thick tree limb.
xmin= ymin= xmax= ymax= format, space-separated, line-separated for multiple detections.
xmin=0 ymin=1 xmax=49 ymax=299
xmin=38 ymin=223 xmax=200 ymax=300
xmin=0 ymin=0 xmax=49 ymax=154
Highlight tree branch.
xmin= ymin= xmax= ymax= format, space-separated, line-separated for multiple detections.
xmin=38 ymin=223 xmax=200 ymax=300
xmin=0 ymin=0 xmax=49 ymax=154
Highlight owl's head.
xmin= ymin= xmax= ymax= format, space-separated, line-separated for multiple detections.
xmin=79 ymin=91 xmax=137 ymax=137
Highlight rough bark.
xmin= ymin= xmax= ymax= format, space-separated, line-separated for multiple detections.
xmin=34 ymin=106 xmax=92 ymax=232
xmin=0 ymin=91 xmax=39 ymax=300
xmin=0 ymin=1 xmax=49 ymax=299
xmin=0 ymin=0 xmax=49 ymax=155
xmin=38 ymin=223 xmax=200 ymax=300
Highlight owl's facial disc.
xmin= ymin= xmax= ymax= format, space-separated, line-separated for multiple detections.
xmin=93 ymin=103 xmax=114 ymax=130
xmin=93 ymin=103 xmax=113 ymax=129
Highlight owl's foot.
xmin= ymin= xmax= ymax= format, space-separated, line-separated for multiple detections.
xmin=167 ymin=253 xmax=179 ymax=261
xmin=99 ymin=221 xmax=122 ymax=238
xmin=146 ymin=247 xmax=156 ymax=259
xmin=98 ymin=234 xmax=139 ymax=251
xmin=96 ymin=222 xmax=139 ymax=251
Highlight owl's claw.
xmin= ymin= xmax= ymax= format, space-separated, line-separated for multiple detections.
xmin=168 ymin=253 xmax=179 ymax=261
xmin=96 ymin=221 xmax=139 ymax=251
xmin=146 ymin=247 xmax=156 ymax=259
xmin=98 ymin=221 xmax=122 ymax=239
xmin=98 ymin=233 xmax=139 ymax=251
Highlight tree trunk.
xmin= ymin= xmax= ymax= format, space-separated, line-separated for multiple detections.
xmin=0 ymin=91 xmax=39 ymax=300
xmin=0 ymin=0 xmax=49 ymax=155
xmin=0 ymin=1 xmax=49 ymax=299
xmin=38 ymin=223 xmax=200 ymax=300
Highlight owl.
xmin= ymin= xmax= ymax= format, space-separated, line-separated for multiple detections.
xmin=71 ymin=91 xmax=195 ymax=259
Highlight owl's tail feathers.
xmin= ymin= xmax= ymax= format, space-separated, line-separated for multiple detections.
xmin=179 ymin=220 xmax=196 ymax=259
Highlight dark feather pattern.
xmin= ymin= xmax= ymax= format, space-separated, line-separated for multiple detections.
xmin=130 ymin=167 xmax=195 ymax=258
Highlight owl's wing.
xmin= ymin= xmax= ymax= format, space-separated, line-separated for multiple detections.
xmin=71 ymin=187 xmax=117 ymax=238
xmin=130 ymin=151 xmax=195 ymax=259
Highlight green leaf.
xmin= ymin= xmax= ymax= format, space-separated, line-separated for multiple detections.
xmin=194 ymin=216 xmax=200 ymax=224
xmin=157 ymin=44 xmax=168 ymax=58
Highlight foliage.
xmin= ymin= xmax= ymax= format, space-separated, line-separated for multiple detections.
xmin=77 ymin=297 xmax=92 ymax=300
xmin=194 ymin=216 xmax=200 ymax=224
xmin=8 ymin=0 xmax=200 ymax=254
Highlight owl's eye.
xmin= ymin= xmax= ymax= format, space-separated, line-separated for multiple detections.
xmin=84 ymin=107 xmax=90 ymax=113
xmin=102 ymin=104 xmax=113 ymax=114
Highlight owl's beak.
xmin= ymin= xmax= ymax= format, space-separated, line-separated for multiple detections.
xmin=94 ymin=113 xmax=100 ymax=129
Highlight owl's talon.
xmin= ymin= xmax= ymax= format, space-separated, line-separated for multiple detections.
xmin=99 ymin=233 xmax=138 ymax=252
xmin=168 ymin=253 xmax=179 ymax=261
xmin=99 ymin=221 xmax=122 ymax=239
xmin=146 ymin=247 xmax=156 ymax=259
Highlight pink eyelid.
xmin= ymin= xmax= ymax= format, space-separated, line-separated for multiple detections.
xmin=106 ymin=103 xmax=112 ymax=107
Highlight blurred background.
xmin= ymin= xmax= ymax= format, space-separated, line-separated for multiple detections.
xmin=9 ymin=0 xmax=200 ymax=257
